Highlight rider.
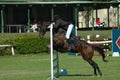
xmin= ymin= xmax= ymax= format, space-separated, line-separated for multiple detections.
xmin=53 ymin=14 xmax=75 ymax=51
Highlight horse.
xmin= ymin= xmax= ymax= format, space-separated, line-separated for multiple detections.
xmin=39 ymin=22 xmax=108 ymax=76
xmin=39 ymin=21 xmax=51 ymax=38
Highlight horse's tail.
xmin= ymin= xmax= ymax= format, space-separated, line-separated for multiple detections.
xmin=93 ymin=46 xmax=108 ymax=62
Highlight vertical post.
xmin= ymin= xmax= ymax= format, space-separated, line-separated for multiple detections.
xmin=1 ymin=5 xmax=4 ymax=33
xmin=107 ymin=8 xmax=110 ymax=27
xmin=51 ymin=7 xmax=54 ymax=21
xmin=27 ymin=5 xmax=31 ymax=32
xmin=11 ymin=46 xmax=15 ymax=56
xmin=117 ymin=6 xmax=119 ymax=28
xmin=92 ymin=8 xmax=94 ymax=31
xmin=95 ymin=9 xmax=98 ymax=19
xmin=87 ymin=35 xmax=90 ymax=43
xmin=74 ymin=5 xmax=78 ymax=28
xmin=50 ymin=24 xmax=54 ymax=80
xmin=56 ymin=51 xmax=59 ymax=77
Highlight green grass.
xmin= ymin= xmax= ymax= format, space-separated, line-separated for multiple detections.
xmin=45 ymin=30 xmax=112 ymax=38
xmin=0 ymin=30 xmax=115 ymax=80
xmin=0 ymin=30 xmax=112 ymax=39
xmin=0 ymin=53 xmax=50 ymax=80
xmin=0 ymin=53 xmax=120 ymax=80
xmin=0 ymin=32 xmax=39 ymax=40
xmin=77 ymin=30 xmax=112 ymax=38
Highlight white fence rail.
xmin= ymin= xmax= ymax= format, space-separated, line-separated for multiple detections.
xmin=0 ymin=45 xmax=15 ymax=55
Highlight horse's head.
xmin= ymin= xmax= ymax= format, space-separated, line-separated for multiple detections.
xmin=52 ymin=30 xmax=68 ymax=52
xmin=39 ymin=21 xmax=51 ymax=38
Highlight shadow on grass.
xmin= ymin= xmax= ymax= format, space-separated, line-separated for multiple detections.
xmin=60 ymin=74 xmax=93 ymax=77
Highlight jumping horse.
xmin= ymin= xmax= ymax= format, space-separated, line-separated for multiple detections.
xmin=39 ymin=22 xmax=108 ymax=76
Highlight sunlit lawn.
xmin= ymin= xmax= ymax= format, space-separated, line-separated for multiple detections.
xmin=0 ymin=30 xmax=116 ymax=80
xmin=0 ymin=53 xmax=120 ymax=80
xmin=0 ymin=30 xmax=112 ymax=39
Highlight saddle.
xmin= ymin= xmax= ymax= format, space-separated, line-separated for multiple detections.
xmin=65 ymin=35 xmax=80 ymax=51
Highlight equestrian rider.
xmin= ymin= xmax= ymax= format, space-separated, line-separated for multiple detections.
xmin=52 ymin=15 xmax=74 ymax=51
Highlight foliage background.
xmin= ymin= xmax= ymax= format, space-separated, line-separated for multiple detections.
xmin=0 ymin=33 xmax=49 ymax=55
xmin=0 ymin=30 xmax=111 ymax=55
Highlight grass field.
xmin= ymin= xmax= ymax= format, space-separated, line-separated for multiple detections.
xmin=0 ymin=53 xmax=120 ymax=80
xmin=0 ymin=30 xmax=112 ymax=40
xmin=0 ymin=30 xmax=118 ymax=80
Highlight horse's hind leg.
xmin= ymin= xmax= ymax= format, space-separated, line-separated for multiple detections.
xmin=84 ymin=57 xmax=102 ymax=76
xmin=88 ymin=60 xmax=102 ymax=76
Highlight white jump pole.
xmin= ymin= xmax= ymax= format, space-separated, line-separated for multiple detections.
xmin=50 ymin=24 xmax=54 ymax=80
xmin=47 ymin=23 xmax=58 ymax=80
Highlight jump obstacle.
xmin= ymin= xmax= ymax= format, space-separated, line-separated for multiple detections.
xmin=112 ymin=29 xmax=120 ymax=57
xmin=47 ymin=24 xmax=113 ymax=80
xmin=48 ymin=24 xmax=68 ymax=80
xmin=47 ymin=24 xmax=59 ymax=80
xmin=85 ymin=35 xmax=112 ymax=52
xmin=0 ymin=45 xmax=15 ymax=55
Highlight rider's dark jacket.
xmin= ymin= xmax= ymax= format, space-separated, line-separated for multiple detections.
xmin=54 ymin=18 xmax=69 ymax=32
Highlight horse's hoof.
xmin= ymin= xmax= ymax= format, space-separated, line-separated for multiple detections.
xmin=103 ymin=59 xmax=108 ymax=62
xmin=98 ymin=73 xmax=102 ymax=77
xmin=93 ymin=74 xmax=102 ymax=77
xmin=98 ymin=75 xmax=101 ymax=77
xmin=93 ymin=74 xmax=97 ymax=76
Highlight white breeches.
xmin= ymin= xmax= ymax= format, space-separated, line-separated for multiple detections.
xmin=66 ymin=24 xmax=74 ymax=39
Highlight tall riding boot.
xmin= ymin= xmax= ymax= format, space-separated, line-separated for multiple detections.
xmin=67 ymin=39 xmax=73 ymax=51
